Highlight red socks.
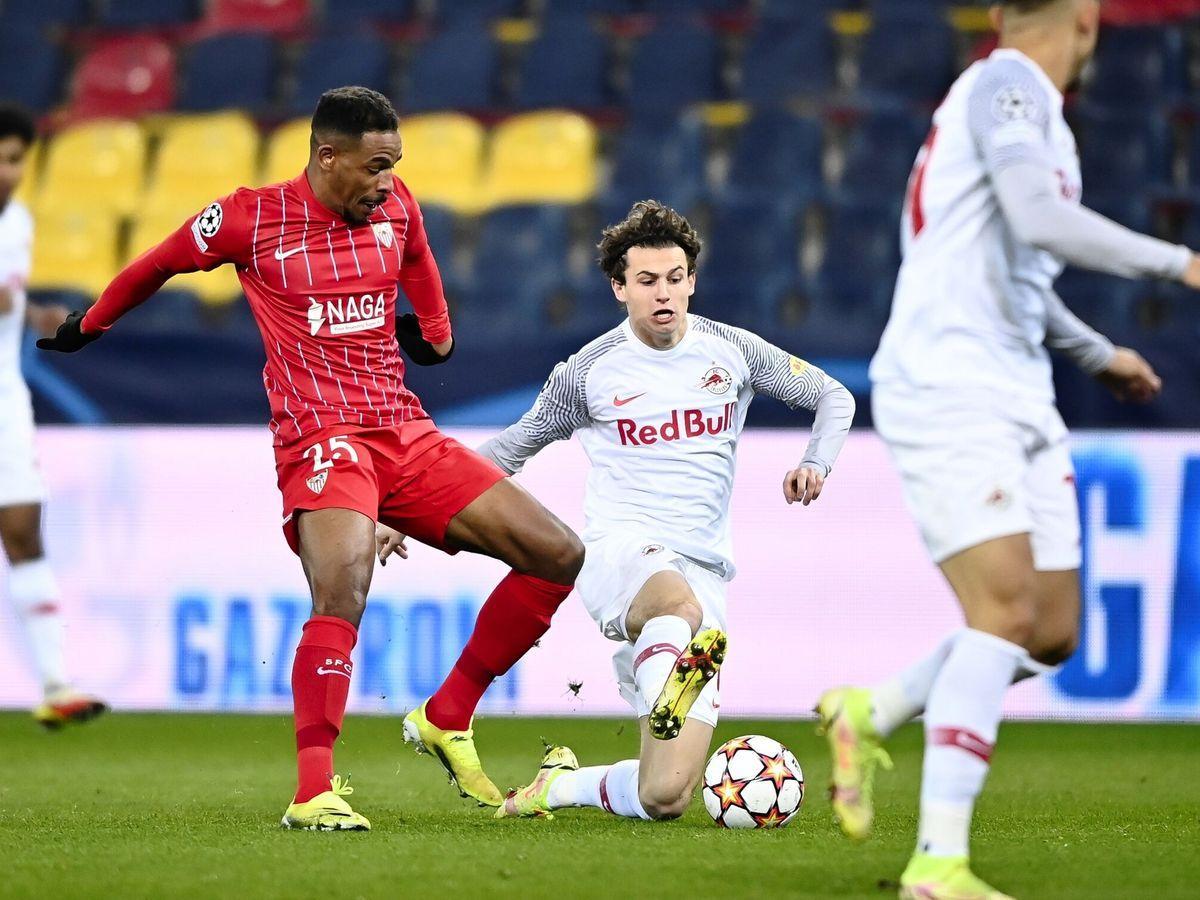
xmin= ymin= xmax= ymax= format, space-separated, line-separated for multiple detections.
xmin=291 ymin=615 xmax=358 ymax=803
xmin=425 ymin=571 xmax=572 ymax=731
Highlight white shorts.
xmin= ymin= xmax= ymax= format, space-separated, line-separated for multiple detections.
xmin=576 ymin=533 xmax=728 ymax=727
xmin=872 ymin=387 xmax=1081 ymax=571
xmin=0 ymin=404 xmax=46 ymax=508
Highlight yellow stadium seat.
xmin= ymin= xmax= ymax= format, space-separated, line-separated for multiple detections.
xmin=263 ymin=117 xmax=312 ymax=185
xmin=28 ymin=208 xmax=121 ymax=297
xmin=396 ymin=113 xmax=485 ymax=214
xmin=128 ymin=203 xmax=242 ymax=306
xmin=144 ymin=112 xmax=259 ymax=216
xmin=35 ymin=120 xmax=146 ymax=218
xmin=13 ymin=140 xmax=42 ymax=210
xmin=481 ymin=111 xmax=598 ymax=209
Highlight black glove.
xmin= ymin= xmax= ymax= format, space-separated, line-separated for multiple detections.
xmin=36 ymin=310 xmax=101 ymax=353
xmin=396 ymin=313 xmax=453 ymax=366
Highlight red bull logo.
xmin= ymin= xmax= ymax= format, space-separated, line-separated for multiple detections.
xmin=617 ymin=402 xmax=737 ymax=446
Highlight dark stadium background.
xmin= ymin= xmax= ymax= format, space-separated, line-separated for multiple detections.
xmin=4 ymin=0 xmax=1198 ymax=430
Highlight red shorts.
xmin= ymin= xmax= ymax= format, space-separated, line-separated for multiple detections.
xmin=274 ymin=419 xmax=507 ymax=556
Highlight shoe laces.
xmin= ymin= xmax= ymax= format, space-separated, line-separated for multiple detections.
xmin=330 ymin=774 xmax=354 ymax=797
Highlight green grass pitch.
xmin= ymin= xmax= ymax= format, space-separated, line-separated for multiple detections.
xmin=1 ymin=712 xmax=1196 ymax=898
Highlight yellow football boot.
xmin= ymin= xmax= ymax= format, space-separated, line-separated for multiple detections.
xmin=33 ymin=689 xmax=107 ymax=730
xmin=648 ymin=628 xmax=727 ymax=741
xmin=899 ymin=853 xmax=1015 ymax=900
xmin=495 ymin=746 xmax=579 ymax=820
xmin=815 ymin=685 xmax=893 ymax=841
xmin=281 ymin=775 xmax=370 ymax=831
xmin=403 ymin=701 xmax=503 ymax=807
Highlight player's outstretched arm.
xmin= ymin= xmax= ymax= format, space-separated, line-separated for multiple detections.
xmin=969 ymin=58 xmax=1196 ymax=285
xmin=38 ymin=196 xmax=247 ymax=353
xmin=395 ymin=193 xmax=453 ymax=365
xmin=477 ymin=357 xmax=589 ymax=475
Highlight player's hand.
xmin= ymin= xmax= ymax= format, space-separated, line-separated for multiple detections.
xmin=27 ymin=303 xmax=72 ymax=338
xmin=35 ymin=310 xmax=101 ymax=353
xmin=783 ymin=465 xmax=825 ymax=506
xmin=1181 ymin=253 xmax=1200 ymax=290
xmin=397 ymin=313 xmax=453 ymax=366
xmin=1096 ymin=346 xmax=1161 ymax=404
xmin=376 ymin=524 xmax=408 ymax=566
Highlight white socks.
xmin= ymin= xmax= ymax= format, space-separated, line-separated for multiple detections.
xmin=870 ymin=632 xmax=1061 ymax=738
xmin=548 ymin=759 xmax=650 ymax=819
xmin=871 ymin=630 xmax=961 ymax=738
xmin=631 ymin=615 xmax=692 ymax=707
xmin=8 ymin=558 xmax=67 ymax=695
xmin=917 ymin=628 xmax=1023 ymax=858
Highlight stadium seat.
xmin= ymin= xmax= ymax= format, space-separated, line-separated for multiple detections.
xmin=837 ymin=110 xmax=927 ymax=205
xmin=608 ymin=115 xmax=706 ymax=213
xmin=262 ymin=118 xmax=311 ymax=185
xmin=35 ymin=120 xmax=147 ymax=218
xmin=811 ymin=198 xmax=900 ymax=312
xmin=723 ymin=111 xmax=823 ymax=205
xmin=403 ymin=25 xmax=498 ymax=113
xmin=625 ymin=20 xmax=721 ymax=117
xmin=317 ymin=0 xmax=417 ymax=28
xmin=514 ymin=15 xmax=610 ymax=110
xmin=13 ymin=141 xmax=43 ymax=212
xmin=0 ymin=0 xmax=90 ymax=29
xmin=395 ymin=113 xmax=486 ymax=214
xmin=28 ymin=209 xmax=121 ymax=298
xmin=471 ymin=205 xmax=570 ymax=292
xmin=638 ymin=0 xmax=748 ymax=12
xmin=1054 ymin=269 xmax=1142 ymax=338
xmin=432 ymin=0 xmax=521 ymax=19
xmin=288 ymin=34 xmax=392 ymax=117
xmin=856 ymin=11 xmax=958 ymax=104
xmin=482 ymin=112 xmax=599 ymax=208
xmin=97 ymin=0 xmax=200 ymax=28
xmin=739 ymin=17 xmax=836 ymax=104
xmin=66 ymin=36 xmax=177 ymax=121
xmin=128 ymin=205 xmax=243 ymax=306
xmin=1074 ymin=112 xmax=1170 ymax=199
xmin=177 ymin=33 xmax=278 ymax=113
xmin=1082 ymin=25 xmax=1186 ymax=111
xmin=204 ymin=0 xmax=312 ymax=34
xmin=145 ymin=112 xmax=260 ymax=214
xmin=701 ymin=198 xmax=804 ymax=325
xmin=0 ymin=26 xmax=66 ymax=111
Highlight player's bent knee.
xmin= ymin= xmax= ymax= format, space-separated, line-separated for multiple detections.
xmin=638 ymin=786 xmax=692 ymax=821
xmin=1030 ymin=628 xmax=1078 ymax=666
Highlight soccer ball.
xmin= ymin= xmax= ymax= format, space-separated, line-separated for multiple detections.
xmin=702 ymin=735 xmax=804 ymax=829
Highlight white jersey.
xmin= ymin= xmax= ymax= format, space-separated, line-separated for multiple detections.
xmin=481 ymin=315 xmax=854 ymax=580
xmin=0 ymin=199 xmax=34 ymax=407
xmin=870 ymin=48 xmax=1083 ymax=403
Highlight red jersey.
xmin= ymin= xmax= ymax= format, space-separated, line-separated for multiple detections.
xmin=84 ymin=172 xmax=452 ymax=447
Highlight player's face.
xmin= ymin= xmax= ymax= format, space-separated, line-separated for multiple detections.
xmin=613 ymin=245 xmax=695 ymax=349
xmin=320 ymin=130 xmax=402 ymax=224
xmin=0 ymin=135 xmax=30 ymax=208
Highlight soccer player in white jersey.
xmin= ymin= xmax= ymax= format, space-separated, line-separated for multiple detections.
xmin=815 ymin=3 xmax=1200 ymax=898
xmin=466 ymin=200 xmax=854 ymax=821
xmin=0 ymin=105 xmax=106 ymax=728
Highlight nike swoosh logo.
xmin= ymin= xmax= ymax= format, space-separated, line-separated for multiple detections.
xmin=613 ymin=392 xmax=646 ymax=407
xmin=274 ymin=246 xmax=306 ymax=261
xmin=316 ymin=667 xmax=351 ymax=678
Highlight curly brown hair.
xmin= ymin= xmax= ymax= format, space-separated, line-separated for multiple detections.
xmin=597 ymin=200 xmax=703 ymax=285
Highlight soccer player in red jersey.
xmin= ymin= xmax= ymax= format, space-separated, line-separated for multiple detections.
xmin=38 ymin=87 xmax=584 ymax=831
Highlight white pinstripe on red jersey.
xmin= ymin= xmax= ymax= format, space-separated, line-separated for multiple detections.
xmin=204 ymin=172 xmax=430 ymax=446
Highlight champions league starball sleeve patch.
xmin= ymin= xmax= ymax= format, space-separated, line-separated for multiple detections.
xmin=191 ymin=202 xmax=224 ymax=252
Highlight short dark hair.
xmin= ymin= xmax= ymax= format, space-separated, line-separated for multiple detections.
xmin=598 ymin=200 xmax=703 ymax=284
xmin=0 ymin=104 xmax=36 ymax=147
xmin=311 ymin=86 xmax=398 ymax=145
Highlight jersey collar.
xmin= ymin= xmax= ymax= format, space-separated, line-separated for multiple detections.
xmin=620 ymin=314 xmax=696 ymax=358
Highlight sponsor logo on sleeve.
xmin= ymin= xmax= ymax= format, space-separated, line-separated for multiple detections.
xmin=789 ymin=356 xmax=809 ymax=376
xmin=190 ymin=202 xmax=223 ymax=252
xmin=992 ymin=85 xmax=1038 ymax=123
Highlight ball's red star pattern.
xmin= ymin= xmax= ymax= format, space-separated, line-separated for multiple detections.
xmin=753 ymin=807 xmax=788 ymax=829
xmin=713 ymin=774 xmax=745 ymax=812
xmin=761 ymin=753 xmax=792 ymax=790
xmin=720 ymin=737 xmax=753 ymax=760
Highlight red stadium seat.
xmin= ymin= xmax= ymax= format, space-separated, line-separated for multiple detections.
xmin=205 ymin=0 xmax=312 ymax=35
xmin=66 ymin=36 xmax=176 ymax=122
